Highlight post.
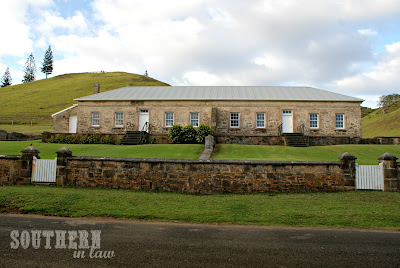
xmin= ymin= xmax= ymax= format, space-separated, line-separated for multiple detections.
xmin=20 ymin=145 xmax=40 ymax=184
xmin=338 ymin=152 xmax=357 ymax=189
xmin=378 ymin=153 xmax=399 ymax=192
xmin=56 ymin=147 xmax=72 ymax=186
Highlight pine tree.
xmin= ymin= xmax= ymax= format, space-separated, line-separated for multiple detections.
xmin=41 ymin=45 xmax=53 ymax=79
xmin=144 ymin=70 xmax=148 ymax=76
xmin=22 ymin=53 xmax=37 ymax=83
xmin=1 ymin=67 xmax=12 ymax=87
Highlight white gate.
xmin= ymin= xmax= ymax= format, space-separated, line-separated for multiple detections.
xmin=355 ymin=163 xmax=384 ymax=190
xmin=32 ymin=157 xmax=57 ymax=183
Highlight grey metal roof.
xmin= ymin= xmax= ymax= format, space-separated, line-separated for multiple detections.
xmin=75 ymin=86 xmax=364 ymax=102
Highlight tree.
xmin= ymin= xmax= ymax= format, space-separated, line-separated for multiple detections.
xmin=377 ymin=93 xmax=400 ymax=107
xmin=41 ymin=45 xmax=53 ymax=79
xmin=22 ymin=53 xmax=36 ymax=83
xmin=1 ymin=67 xmax=12 ymax=87
xmin=144 ymin=70 xmax=148 ymax=76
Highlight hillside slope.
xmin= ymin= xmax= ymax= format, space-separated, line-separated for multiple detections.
xmin=362 ymin=98 xmax=400 ymax=138
xmin=0 ymin=72 xmax=169 ymax=125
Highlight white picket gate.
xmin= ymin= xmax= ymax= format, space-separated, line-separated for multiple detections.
xmin=355 ymin=163 xmax=384 ymax=190
xmin=32 ymin=156 xmax=57 ymax=183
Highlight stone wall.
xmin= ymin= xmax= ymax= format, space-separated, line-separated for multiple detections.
xmin=52 ymin=105 xmax=78 ymax=133
xmin=62 ymin=100 xmax=361 ymax=137
xmin=309 ymin=136 xmax=400 ymax=146
xmin=0 ymin=130 xmax=40 ymax=141
xmin=55 ymin=150 xmax=356 ymax=194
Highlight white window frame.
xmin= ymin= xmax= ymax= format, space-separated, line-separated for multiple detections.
xmin=165 ymin=112 xmax=174 ymax=127
xmin=190 ymin=112 xmax=199 ymax=127
xmin=115 ymin=112 xmax=124 ymax=127
xmin=230 ymin=112 xmax=240 ymax=128
xmin=309 ymin=113 xmax=318 ymax=129
xmin=256 ymin=113 xmax=265 ymax=128
xmin=335 ymin=114 xmax=344 ymax=129
xmin=91 ymin=112 xmax=100 ymax=127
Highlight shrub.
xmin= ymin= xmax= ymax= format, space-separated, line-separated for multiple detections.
xmin=196 ymin=124 xmax=215 ymax=143
xmin=100 ymin=135 xmax=115 ymax=144
xmin=182 ymin=125 xmax=197 ymax=143
xmin=168 ymin=125 xmax=183 ymax=143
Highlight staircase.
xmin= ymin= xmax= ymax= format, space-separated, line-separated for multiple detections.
xmin=120 ymin=131 xmax=146 ymax=145
xmin=283 ymin=133 xmax=309 ymax=147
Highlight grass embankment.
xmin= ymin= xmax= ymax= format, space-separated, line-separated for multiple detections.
xmin=213 ymin=144 xmax=400 ymax=165
xmin=362 ymin=98 xmax=400 ymax=138
xmin=0 ymin=140 xmax=203 ymax=159
xmin=1 ymin=141 xmax=399 ymax=164
xmin=0 ymin=186 xmax=399 ymax=230
xmin=0 ymin=72 xmax=169 ymax=133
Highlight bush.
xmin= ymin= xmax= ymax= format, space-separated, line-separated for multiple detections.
xmin=196 ymin=124 xmax=215 ymax=143
xmin=182 ymin=125 xmax=197 ymax=143
xmin=168 ymin=125 xmax=183 ymax=143
xmin=48 ymin=134 xmax=116 ymax=145
xmin=100 ymin=135 xmax=115 ymax=144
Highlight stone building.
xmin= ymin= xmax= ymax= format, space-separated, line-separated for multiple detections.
xmin=52 ymin=86 xmax=363 ymax=144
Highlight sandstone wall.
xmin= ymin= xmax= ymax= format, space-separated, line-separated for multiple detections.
xmin=58 ymin=157 xmax=348 ymax=194
xmin=52 ymin=106 xmax=78 ymax=133
xmin=0 ymin=155 xmax=22 ymax=185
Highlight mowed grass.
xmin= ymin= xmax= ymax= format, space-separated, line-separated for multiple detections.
xmin=362 ymin=98 xmax=400 ymax=138
xmin=1 ymin=141 xmax=399 ymax=164
xmin=212 ymin=144 xmax=400 ymax=165
xmin=0 ymin=140 xmax=203 ymax=159
xmin=0 ymin=124 xmax=52 ymax=135
xmin=0 ymin=72 xmax=169 ymax=125
xmin=0 ymin=185 xmax=399 ymax=230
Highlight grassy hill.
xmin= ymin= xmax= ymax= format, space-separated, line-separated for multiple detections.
xmin=0 ymin=72 xmax=169 ymax=129
xmin=362 ymin=98 xmax=400 ymax=138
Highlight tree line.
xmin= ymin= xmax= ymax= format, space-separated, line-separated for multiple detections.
xmin=1 ymin=46 xmax=53 ymax=87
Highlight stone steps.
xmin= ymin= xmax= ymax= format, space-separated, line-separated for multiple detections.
xmin=283 ymin=133 xmax=309 ymax=147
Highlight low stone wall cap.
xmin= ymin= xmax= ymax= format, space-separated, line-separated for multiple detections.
xmin=56 ymin=147 xmax=73 ymax=155
xmin=21 ymin=145 xmax=40 ymax=154
xmin=338 ymin=152 xmax=357 ymax=160
xmin=378 ymin=152 xmax=398 ymax=161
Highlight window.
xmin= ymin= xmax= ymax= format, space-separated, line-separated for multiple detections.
xmin=230 ymin=112 xmax=240 ymax=128
xmin=190 ymin=112 xmax=199 ymax=127
xmin=309 ymin=113 xmax=318 ymax=128
xmin=91 ymin=112 xmax=100 ymax=127
xmin=256 ymin=113 xmax=265 ymax=128
xmin=335 ymin=114 xmax=344 ymax=129
xmin=115 ymin=112 xmax=124 ymax=127
xmin=282 ymin=110 xmax=292 ymax=115
xmin=165 ymin=112 xmax=174 ymax=127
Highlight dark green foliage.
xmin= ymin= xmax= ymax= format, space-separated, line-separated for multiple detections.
xmin=48 ymin=134 xmax=115 ymax=145
xmin=143 ymin=137 xmax=157 ymax=144
xmin=196 ymin=124 xmax=215 ymax=143
xmin=182 ymin=125 xmax=197 ymax=143
xmin=169 ymin=124 xmax=214 ymax=144
xmin=377 ymin=93 xmax=400 ymax=107
xmin=1 ymin=67 xmax=12 ymax=87
xmin=22 ymin=53 xmax=36 ymax=83
xmin=168 ymin=125 xmax=183 ymax=143
xmin=41 ymin=46 xmax=53 ymax=79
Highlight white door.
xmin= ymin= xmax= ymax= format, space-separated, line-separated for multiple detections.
xmin=69 ymin=115 xmax=77 ymax=133
xmin=282 ymin=110 xmax=293 ymax=133
xmin=138 ymin=109 xmax=149 ymax=131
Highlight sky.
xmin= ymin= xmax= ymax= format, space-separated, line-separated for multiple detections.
xmin=1 ymin=0 xmax=400 ymax=108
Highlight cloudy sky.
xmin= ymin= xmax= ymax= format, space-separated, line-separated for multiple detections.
xmin=1 ymin=0 xmax=400 ymax=107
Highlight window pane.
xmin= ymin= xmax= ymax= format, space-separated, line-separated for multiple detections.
xmin=230 ymin=112 xmax=239 ymax=128
xmin=256 ymin=113 xmax=265 ymax=128
xmin=92 ymin=112 xmax=100 ymax=126
xmin=165 ymin=112 xmax=174 ymax=127
xmin=309 ymin=113 xmax=318 ymax=128
xmin=335 ymin=114 xmax=344 ymax=129
xmin=115 ymin=112 xmax=123 ymax=126
xmin=190 ymin=112 xmax=199 ymax=127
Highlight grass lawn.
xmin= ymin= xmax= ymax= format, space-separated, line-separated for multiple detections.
xmin=0 ymin=124 xmax=52 ymax=135
xmin=0 ymin=185 xmax=399 ymax=230
xmin=0 ymin=140 xmax=204 ymax=159
xmin=212 ymin=144 xmax=400 ymax=165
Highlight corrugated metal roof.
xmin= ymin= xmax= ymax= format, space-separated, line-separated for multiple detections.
xmin=75 ymin=86 xmax=364 ymax=102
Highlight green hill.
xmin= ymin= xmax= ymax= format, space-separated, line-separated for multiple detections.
xmin=362 ymin=98 xmax=400 ymax=138
xmin=0 ymin=72 xmax=169 ymax=127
